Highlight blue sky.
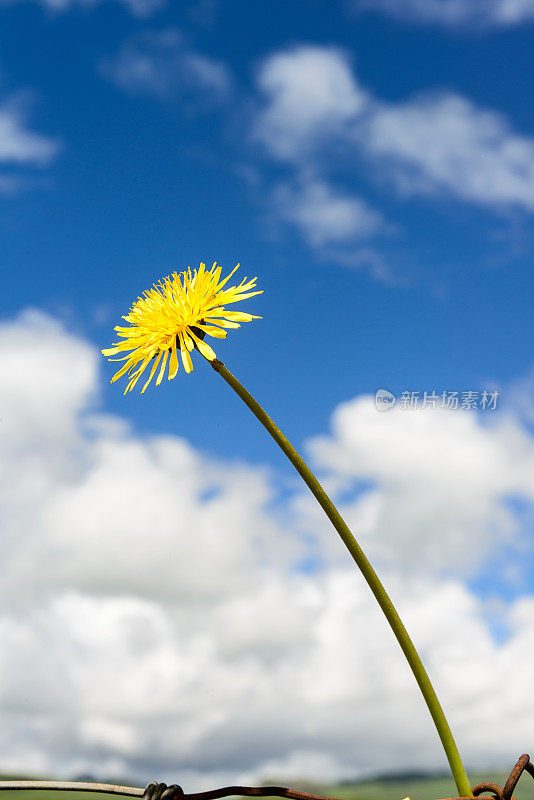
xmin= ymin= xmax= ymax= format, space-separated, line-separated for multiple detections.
xmin=2 ymin=0 xmax=534 ymax=462
xmin=1 ymin=0 xmax=534 ymax=788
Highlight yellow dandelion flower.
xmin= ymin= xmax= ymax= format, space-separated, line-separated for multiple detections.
xmin=102 ymin=262 xmax=262 ymax=394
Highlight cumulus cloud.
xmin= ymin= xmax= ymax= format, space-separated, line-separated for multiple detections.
xmin=305 ymin=396 xmax=534 ymax=575
xmin=353 ymin=0 xmax=534 ymax=29
xmin=101 ymin=29 xmax=232 ymax=105
xmin=0 ymin=98 xmax=59 ymax=195
xmin=361 ymin=93 xmax=534 ymax=209
xmin=271 ymin=173 xmax=384 ymax=248
xmin=252 ymin=46 xmax=366 ymax=162
xmin=251 ymin=44 xmax=534 ymax=264
xmin=0 ymin=310 xmax=96 ymax=448
xmin=1 ymin=310 xmax=534 ymax=786
xmin=0 ymin=106 xmax=57 ymax=166
xmin=251 ymin=47 xmax=387 ymax=272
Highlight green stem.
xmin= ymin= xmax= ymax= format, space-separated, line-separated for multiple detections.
xmin=209 ymin=358 xmax=473 ymax=798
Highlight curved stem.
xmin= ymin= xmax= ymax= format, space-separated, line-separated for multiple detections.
xmin=209 ymin=358 xmax=472 ymax=798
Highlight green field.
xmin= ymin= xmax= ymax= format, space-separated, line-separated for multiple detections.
xmin=0 ymin=771 xmax=531 ymax=800
xmin=322 ymin=770 xmax=532 ymax=799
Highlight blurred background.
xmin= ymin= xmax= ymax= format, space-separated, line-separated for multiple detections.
xmin=1 ymin=0 xmax=534 ymax=793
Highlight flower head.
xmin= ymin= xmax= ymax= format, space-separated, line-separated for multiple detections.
xmin=102 ymin=262 xmax=262 ymax=394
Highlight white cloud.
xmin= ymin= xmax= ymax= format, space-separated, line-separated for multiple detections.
xmin=0 ymin=98 xmax=59 ymax=195
xmin=101 ymin=29 xmax=232 ymax=105
xmin=306 ymin=396 xmax=534 ymax=575
xmin=0 ymin=0 xmax=163 ymax=18
xmin=253 ymin=46 xmax=366 ymax=162
xmin=361 ymin=93 xmax=534 ymax=209
xmin=271 ymin=173 xmax=384 ymax=247
xmin=0 ymin=310 xmax=96 ymax=449
xmin=0 ymin=101 xmax=58 ymax=166
xmin=253 ymin=45 xmax=534 ymax=225
xmin=251 ymin=47 xmax=383 ymax=271
xmin=354 ymin=0 xmax=534 ymax=28
xmin=1 ymin=310 xmax=534 ymax=785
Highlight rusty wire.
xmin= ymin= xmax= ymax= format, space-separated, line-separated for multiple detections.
xmin=0 ymin=782 xmax=346 ymax=800
xmin=436 ymin=754 xmax=534 ymax=799
xmin=143 ymin=783 xmax=350 ymax=800
xmin=0 ymin=754 xmax=531 ymax=800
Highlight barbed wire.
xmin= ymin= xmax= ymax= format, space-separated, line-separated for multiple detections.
xmin=436 ymin=754 xmax=534 ymax=799
xmin=0 ymin=781 xmax=350 ymax=800
xmin=0 ymin=754 xmax=531 ymax=800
